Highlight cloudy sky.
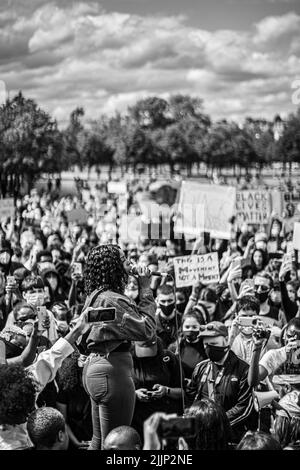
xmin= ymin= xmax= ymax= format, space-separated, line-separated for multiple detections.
xmin=1 ymin=0 xmax=300 ymax=126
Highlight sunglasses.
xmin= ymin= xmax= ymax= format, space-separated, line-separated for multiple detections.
xmin=254 ymin=285 xmax=269 ymax=293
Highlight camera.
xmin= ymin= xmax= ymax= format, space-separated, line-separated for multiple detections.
xmin=87 ymin=307 xmax=116 ymax=323
xmin=157 ymin=416 xmax=196 ymax=440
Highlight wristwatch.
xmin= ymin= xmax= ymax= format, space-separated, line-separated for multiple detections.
xmin=166 ymin=387 xmax=170 ymax=396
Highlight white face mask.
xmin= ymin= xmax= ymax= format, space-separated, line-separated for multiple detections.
xmin=0 ymin=252 xmax=10 ymax=265
xmin=125 ymin=288 xmax=139 ymax=300
xmin=26 ymin=292 xmax=45 ymax=306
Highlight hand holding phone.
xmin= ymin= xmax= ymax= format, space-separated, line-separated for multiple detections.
xmin=36 ymin=306 xmax=49 ymax=331
xmin=6 ymin=275 xmax=17 ymax=294
xmin=157 ymin=416 xmax=196 ymax=439
xmin=87 ymin=307 xmax=116 ymax=324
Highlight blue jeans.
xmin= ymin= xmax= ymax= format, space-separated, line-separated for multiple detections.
xmin=82 ymin=351 xmax=136 ymax=450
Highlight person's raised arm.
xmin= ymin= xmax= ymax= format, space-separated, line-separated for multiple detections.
xmin=184 ymin=282 xmax=203 ymax=316
xmin=247 ymin=325 xmax=271 ymax=387
xmin=28 ymin=309 xmax=90 ymax=392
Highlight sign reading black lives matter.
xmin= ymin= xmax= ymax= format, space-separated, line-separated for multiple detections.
xmin=236 ymin=190 xmax=271 ymax=225
xmin=173 ymin=252 xmax=220 ymax=288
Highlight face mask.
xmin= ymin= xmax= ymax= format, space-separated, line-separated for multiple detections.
xmin=183 ymin=331 xmax=199 ymax=342
xmin=124 ymin=288 xmax=139 ymax=300
xmin=159 ymin=302 xmax=175 ymax=317
xmin=26 ymin=292 xmax=45 ymax=307
xmin=176 ymin=302 xmax=187 ymax=314
xmin=0 ymin=252 xmax=11 ymax=265
xmin=2 ymin=339 xmax=24 ymax=359
xmin=255 ymin=291 xmax=269 ymax=304
xmin=205 ymin=344 xmax=229 ymax=362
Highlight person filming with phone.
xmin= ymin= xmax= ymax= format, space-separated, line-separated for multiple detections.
xmin=80 ymin=244 xmax=156 ymax=450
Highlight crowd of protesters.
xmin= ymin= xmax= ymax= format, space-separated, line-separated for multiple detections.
xmin=1 ymin=174 xmax=300 ymax=451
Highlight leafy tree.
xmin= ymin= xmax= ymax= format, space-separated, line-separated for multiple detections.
xmin=0 ymin=92 xmax=63 ymax=197
xmin=128 ymin=97 xmax=170 ymax=129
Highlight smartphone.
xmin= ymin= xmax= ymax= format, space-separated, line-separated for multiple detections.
xmin=87 ymin=307 xmax=116 ymax=323
xmin=238 ymin=315 xmax=275 ymax=328
xmin=157 ymin=417 xmax=196 ymax=439
xmin=36 ymin=306 xmax=48 ymax=330
xmin=72 ymin=262 xmax=83 ymax=275
xmin=238 ymin=316 xmax=255 ymax=327
xmin=254 ymin=316 xmax=275 ymax=328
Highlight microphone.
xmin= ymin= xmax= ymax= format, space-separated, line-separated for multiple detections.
xmin=129 ymin=266 xmax=168 ymax=277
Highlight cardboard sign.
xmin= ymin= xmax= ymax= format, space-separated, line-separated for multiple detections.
xmin=236 ymin=190 xmax=271 ymax=225
xmin=66 ymin=208 xmax=88 ymax=224
xmin=293 ymin=223 xmax=300 ymax=250
xmin=175 ymin=182 xmax=236 ymax=239
xmin=107 ymin=181 xmax=127 ymax=194
xmin=173 ymin=252 xmax=220 ymax=288
xmin=0 ymin=198 xmax=14 ymax=220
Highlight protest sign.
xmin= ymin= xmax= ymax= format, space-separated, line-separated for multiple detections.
xmin=0 ymin=198 xmax=15 ymax=220
xmin=66 ymin=208 xmax=88 ymax=224
xmin=236 ymin=190 xmax=271 ymax=225
xmin=175 ymin=181 xmax=236 ymax=239
xmin=293 ymin=223 xmax=300 ymax=250
xmin=107 ymin=181 xmax=127 ymax=194
xmin=173 ymin=252 xmax=220 ymax=288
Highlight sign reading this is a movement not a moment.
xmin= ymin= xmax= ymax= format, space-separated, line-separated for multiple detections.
xmin=173 ymin=252 xmax=220 ymax=288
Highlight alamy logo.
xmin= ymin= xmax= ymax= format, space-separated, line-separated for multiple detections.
xmin=292 ymin=79 xmax=300 ymax=105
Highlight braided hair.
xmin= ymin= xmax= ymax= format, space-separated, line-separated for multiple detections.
xmin=84 ymin=244 xmax=128 ymax=296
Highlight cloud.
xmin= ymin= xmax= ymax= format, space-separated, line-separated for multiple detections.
xmin=0 ymin=1 xmax=300 ymax=125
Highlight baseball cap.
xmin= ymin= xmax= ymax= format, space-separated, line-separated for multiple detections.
xmin=199 ymin=321 xmax=228 ymax=338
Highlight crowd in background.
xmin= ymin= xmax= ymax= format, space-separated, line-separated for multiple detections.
xmin=1 ymin=175 xmax=300 ymax=451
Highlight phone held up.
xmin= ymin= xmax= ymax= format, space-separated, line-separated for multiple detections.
xmin=36 ymin=306 xmax=48 ymax=331
xmin=157 ymin=417 xmax=196 ymax=440
xmin=87 ymin=307 xmax=116 ymax=324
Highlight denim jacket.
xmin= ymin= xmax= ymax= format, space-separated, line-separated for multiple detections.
xmin=84 ymin=287 xmax=157 ymax=354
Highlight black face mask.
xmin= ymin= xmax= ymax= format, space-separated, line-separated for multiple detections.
xmin=2 ymin=339 xmax=24 ymax=359
xmin=159 ymin=302 xmax=175 ymax=317
xmin=255 ymin=291 xmax=269 ymax=304
xmin=183 ymin=331 xmax=199 ymax=342
xmin=205 ymin=344 xmax=229 ymax=363
xmin=176 ymin=302 xmax=187 ymax=314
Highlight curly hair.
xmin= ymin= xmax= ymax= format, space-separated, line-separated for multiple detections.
xmin=0 ymin=365 xmax=37 ymax=425
xmin=84 ymin=244 xmax=127 ymax=296
xmin=56 ymin=351 xmax=80 ymax=393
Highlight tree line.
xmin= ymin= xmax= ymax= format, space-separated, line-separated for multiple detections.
xmin=0 ymin=91 xmax=300 ymax=197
